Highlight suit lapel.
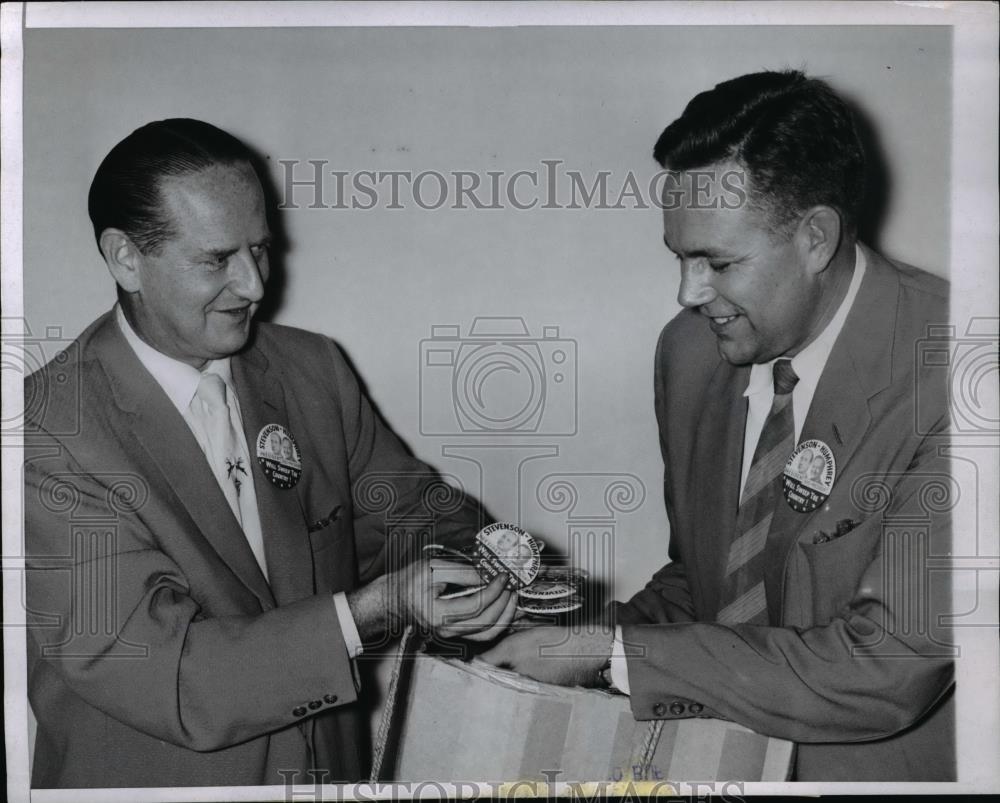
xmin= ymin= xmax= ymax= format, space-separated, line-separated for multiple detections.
xmin=764 ymin=245 xmax=897 ymax=621
xmin=92 ymin=316 xmax=276 ymax=610
xmin=763 ymin=353 xmax=872 ymax=621
xmin=689 ymin=358 xmax=749 ymax=616
xmin=232 ymin=341 xmax=317 ymax=606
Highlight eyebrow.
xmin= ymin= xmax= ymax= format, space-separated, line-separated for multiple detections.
xmin=661 ymin=235 xmax=728 ymax=260
xmin=200 ymin=234 xmax=272 ymax=259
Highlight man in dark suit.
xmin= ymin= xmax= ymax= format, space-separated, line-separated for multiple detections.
xmin=483 ymin=71 xmax=954 ymax=781
xmin=24 ymin=119 xmax=518 ymax=788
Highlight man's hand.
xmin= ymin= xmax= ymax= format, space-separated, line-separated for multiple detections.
xmin=397 ymin=559 xmax=518 ymax=641
xmin=480 ymin=625 xmax=614 ymax=687
xmin=349 ymin=559 xmax=517 ymax=643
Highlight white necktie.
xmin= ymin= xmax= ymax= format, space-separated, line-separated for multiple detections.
xmin=193 ymin=372 xmax=269 ymax=579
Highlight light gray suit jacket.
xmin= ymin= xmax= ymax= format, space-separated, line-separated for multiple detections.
xmin=25 ymin=314 xmax=481 ymax=787
xmin=614 ymin=246 xmax=955 ymax=781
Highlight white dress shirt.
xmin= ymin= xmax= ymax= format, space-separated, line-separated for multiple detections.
xmin=610 ymin=244 xmax=866 ymax=693
xmin=115 ymin=306 xmax=363 ymax=659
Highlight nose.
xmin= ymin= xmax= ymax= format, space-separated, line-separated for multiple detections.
xmin=677 ymin=259 xmax=717 ymax=308
xmin=230 ymin=247 xmax=267 ymax=303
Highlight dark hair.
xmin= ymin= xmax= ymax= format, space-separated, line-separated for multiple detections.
xmin=88 ymin=118 xmax=257 ymax=255
xmin=653 ymin=70 xmax=865 ymax=234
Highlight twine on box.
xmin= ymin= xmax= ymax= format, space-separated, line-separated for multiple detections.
xmin=370 ymin=624 xmax=419 ymax=782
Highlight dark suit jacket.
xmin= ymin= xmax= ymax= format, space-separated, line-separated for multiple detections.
xmin=614 ymin=245 xmax=955 ymax=781
xmin=24 ymin=313 xmax=481 ymax=788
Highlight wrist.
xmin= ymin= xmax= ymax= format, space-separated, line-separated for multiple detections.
xmin=581 ymin=627 xmax=615 ymax=688
xmin=594 ymin=654 xmax=614 ymax=688
xmin=346 ymin=574 xmax=395 ymax=642
xmin=382 ymin=572 xmax=404 ymax=632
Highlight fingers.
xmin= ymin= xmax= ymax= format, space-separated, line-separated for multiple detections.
xmin=420 ymin=559 xmax=530 ymax=640
xmin=427 ymin=559 xmax=487 ymax=590
xmin=434 ymin=570 xmax=508 ymax=619
xmin=437 ymin=580 xmax=513 ymax=638
xmin=462 ymin=591 xmax=519 ymax=642
xmin=475 ymin=571 xmax=509 ymax=610
xmin=441 ymin=584 xmax=514 ymax=639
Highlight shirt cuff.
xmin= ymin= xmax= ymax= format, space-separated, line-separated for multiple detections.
xmin=333 ymin=591 xmax=364 ymax=658
xmin=609 ymin=625 xmax=631 ymax=695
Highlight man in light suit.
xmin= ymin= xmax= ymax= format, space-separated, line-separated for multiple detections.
xmin=24 ymin=119 xmax=518 ymax=788
xmin=483 ymin=71 xmax=955 ymax=781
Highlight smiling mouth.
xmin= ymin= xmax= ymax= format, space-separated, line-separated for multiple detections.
xmin=705 ymin=310 xmax=742 ymax=329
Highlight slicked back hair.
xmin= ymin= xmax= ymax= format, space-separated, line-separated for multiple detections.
xmin=88 ymin=118 xmax=258 ymax=256
xmin=653 ymin=70 xmax=865 ymax=236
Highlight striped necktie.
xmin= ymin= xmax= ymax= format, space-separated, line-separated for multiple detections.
xmin=717 ymin=358 xmax=798 ymax=625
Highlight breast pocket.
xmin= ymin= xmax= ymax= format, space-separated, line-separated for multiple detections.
xmin=798 ymin=517 xmax=882 ymax=625
xmin=306 ymin=502 xmax=357 ymax=591
xmin=307 ymin=503 xmax=345 ymax=549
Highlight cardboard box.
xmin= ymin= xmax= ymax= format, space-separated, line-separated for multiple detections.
xmin=389 ymin=655 xmax=793 ymax=782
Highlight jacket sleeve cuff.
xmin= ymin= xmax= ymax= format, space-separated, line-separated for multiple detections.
xmin=610 ymin=625 xmax=632 ymax=694
xmin=333 ymin=591 xmax=364 ymax=658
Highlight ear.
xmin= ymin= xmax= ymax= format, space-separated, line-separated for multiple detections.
xmin=99 ymin=228 xmax=145 ymax=294
xmin=794 ymin=205 xmax=842 ymax=276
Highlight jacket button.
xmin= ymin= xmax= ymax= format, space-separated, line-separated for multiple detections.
xmin=292 ymin=706 xmax=307 ymax=717
xmin=652 ymin=702 xmax=666 ymax=717
xmin=689 ymin=703 xmax=704 ymax=715
xmin=308 ymin=700 xmax=322 ymax=710
xmin=669 ymin=701 xmax=685 ymax=716
xmin=323 ymin=694 xmax=338 ymax=705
